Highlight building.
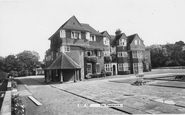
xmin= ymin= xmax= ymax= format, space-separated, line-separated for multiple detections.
xmin=45 ymin=16 xmax=111 ymax=83
xmin=45 ymin=16 xmax=151 ymax=83
xmin=111 ymin=29 xmax=151 ymax=75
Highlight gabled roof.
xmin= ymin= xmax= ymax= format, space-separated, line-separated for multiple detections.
xmin=100 ymin=31 xmax=111 ymax=38
xmin=46 ymin=52 xmax=80 ymax=70
xmin=81 ymin=23 xmax=103 ymax=36
xmin=48 ymin=16 xmax=87 ymax=40
xmin=111 ymin=33 xmax=127 ymax=46
xmin=127 ymin=34 xmax=137 ymax=44
xmin=62 ymin=16 xmax=87 ymax=31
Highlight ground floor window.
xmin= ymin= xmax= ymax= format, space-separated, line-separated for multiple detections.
xmin=133 ymin=63 xmax=143 ymax=74
xmin=138 ymin=63 xmax=143 ymax=73
xmin=118 ymin=63 xmax=129 ymax=71
xmin=87 ymin=63 xmax=92 ymax=74
xmin=104 ymin=64 xmax=111 ymax=72
xmin=96 ymin=63 xmax=101 ymax=73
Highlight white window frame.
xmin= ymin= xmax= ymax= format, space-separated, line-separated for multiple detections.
xmin=119 ymin=38 xmax=127 ymax=46
xmin=64 ymin=46 xmax=70 ymax=52
xmin=96 ymin=63 xmax=101 ymax=73
xmin=60 ymin=29 xmax=66 ymax=38
xmin=87 ymin=63 xmax=92 ymax=74
xmin=138 ymin=63 xmax=143 ymax=73
xmin=118 ymin=52 xmax=127 ymax=57
xmin=86 ymin=32 xmax=90 ymax=40
xmin=132 ymin=51 xmax=137 ymax=58
xmin=90 ymin=35 xmax=96 ymax=41
xmin=104 ymin=64 xmax=111 ymax=72
xmin=118 ymin=63 xmax=124 ymax=71
xmin=86 ymin=51 xmax=92 ymax=56
xmin=71 ymin=31 xmax=81 ymax=39
xmin=104 ymin=51 xmax=110 ymax=56
xmin=135 ymin=40 xmax=138 ymax=45
xmin=104 ymin=37 xmax=110 ymax=45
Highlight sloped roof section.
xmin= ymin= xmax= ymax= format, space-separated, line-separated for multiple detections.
xmin=62 ymin=16 xmax=87 ymax=31
xmin=81 ymin=23 xmax=103 ymax=36
xmin=46 ymin=52 xmax=80 ymax=70
xmin=111 ymin=33 xmax=127 ymax=46
xmin=100 ymin=31 xmax=111 ymax=38
xmin=127 ymin=34 xmax=137 ymax=44
xmin=87 ymin=41 xmax=104 ymax=50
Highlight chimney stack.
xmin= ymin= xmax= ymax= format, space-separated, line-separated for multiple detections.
xmin=115 ymin=29 xmax=122 ymax=36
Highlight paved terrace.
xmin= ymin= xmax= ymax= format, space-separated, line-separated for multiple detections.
xmin=22 ymin=69 xmax=185 ymax=114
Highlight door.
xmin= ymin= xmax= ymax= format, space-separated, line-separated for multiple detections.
xmin=113 ymin=65 xmax=116 ymax=75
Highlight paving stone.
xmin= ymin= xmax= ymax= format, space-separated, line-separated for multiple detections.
xmin=164 ymin=100 xmax=175 ymax=105
xmin=145 ymin=109 xmax=162 ymax=114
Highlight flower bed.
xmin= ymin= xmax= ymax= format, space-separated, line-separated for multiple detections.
xmin=12 ymin=94 xmax=26 ymax=115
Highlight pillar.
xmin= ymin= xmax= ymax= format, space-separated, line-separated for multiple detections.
xmin=60 ymin=70 xmax=63 ymax=83
xmin=74 ymin=70 xmax=76 ymax=83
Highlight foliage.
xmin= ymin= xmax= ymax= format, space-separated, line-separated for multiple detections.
xmin=0 ymin=50 xmax=41 ymax=77
xmin=12 ymin=94 xmax=26 ymax=115
xmin=85 ymin=56 xmax=97 ymax=63
xmin=148 ymin=41 xmax=185 ymax=68
xmin=104 ymin=56 xmax=112 ymax=63
xmin=105 ymin=72 xmax=112 ymax=76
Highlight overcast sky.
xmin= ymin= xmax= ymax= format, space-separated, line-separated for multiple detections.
xmin=0 ymin=0 xmax=185 ymax=61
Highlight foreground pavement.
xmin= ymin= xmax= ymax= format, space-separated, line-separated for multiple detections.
xmin=17 ymin=69 xmax=185 ymax=114
xmin=16 ymin=77 xmax=126 ymax=115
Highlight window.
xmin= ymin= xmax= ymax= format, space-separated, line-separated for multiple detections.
xmin=118 ymin=63 xmax=128 ymax=71
xmin=132 ymin=51 xmax=137 ymax=58
xmin=90 ymin=35 xmax=96 ymax=41
xmin=86 ymin=51 xmax=92 ymax=56
xmin=104 ymin=51 xmax=110 ymax=56
xmin=71 ymin=31 xmax=81 ymax=39
xmin=117 ymin=52 xmax=128 ymax=57
xmin=96 ymin=63 xmax=101 ymax=73
xmin=104 ymin=37 xmax=110 ymax=45
xmin=138 ymin=63 xmax=143 ymax=73
xmin=135 ymin=40 xmax=138 ymax=45
xmin=137 ymin=51 xmax=143 ymax=58
xmin=119 ymin=38 xmax=127 ymax=46
xmin=87 ymin=63 xmax=92 ymax=74
xmin=60 ymin=30 xmax=66 ymax=38
xmin=64 ymin=46 xmax=70 ymax=52
xmin=133 ymin=63 xmax=138 ymax=74
xmin=86 ymin=32 xmax=90 ymax=40
xmin=51 ymin=51 xmax=53 ymax=60
xmin=104 ymin=64 xmax=111 ymax=72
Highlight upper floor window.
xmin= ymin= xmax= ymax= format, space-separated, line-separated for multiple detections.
xmin=117 ymin=52 xmax=128 ymax=57
xmin=71 ymin=31 xmax=81 ymax=39
xmin=135 ymin=39 xmax=141 ymax=45
xmin=86 ymin=51 xmax=93 ymax=56
xmin=104 ymin=37 xmax=110 ymax=45
xmin=64 ymin=46 xmax=70 ymax=52
xmin=86 ymin=32 xmax=90 ymax=40
xmin=104 ymin=51 xmax=110 ymax=56
xmin=60 ymin=30 xmax=66 ymax=38
xmin=90 ymin=35 xmax=96 ymax=41
xmin=119 ymin=38 xmax=127 ymax=46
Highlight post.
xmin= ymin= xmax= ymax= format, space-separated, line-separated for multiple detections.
xmin=60 ymin=70 xmax=63 ymax=83
xmin=74 ymin=70 xmax=76 ymax=83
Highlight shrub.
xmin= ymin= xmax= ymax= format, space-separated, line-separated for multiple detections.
xmin=105 ymin=72 xmax=112 ymax=76
xmin=12 ymin=80 xmax=17 ymax=89
xmin=90 ymin=74 xmax=101 ymax=78
xmin=12 ymin=94 xmax=26 ymax=115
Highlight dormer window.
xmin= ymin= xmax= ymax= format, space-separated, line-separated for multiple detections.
xmin=71 ymin=31 xmax=81 ymax=39
xmin=90 ymin=35 xmax=96 ymax=41
xmin=119 ymin=38 xmax=127 ymax=46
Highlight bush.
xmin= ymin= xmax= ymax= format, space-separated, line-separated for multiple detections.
xmin=105 ymin=72 xmax=112 ymax=76
xmin=90 ymin=74 xmax=101 ymax=78
xmin=12 ymin=80 xmax=17 ymax=89
xmin=12 ymin=94 xmax=26 ymax=115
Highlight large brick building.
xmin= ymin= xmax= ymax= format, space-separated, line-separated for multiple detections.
xmin=44 ymin=16 xmax=151 ymax=83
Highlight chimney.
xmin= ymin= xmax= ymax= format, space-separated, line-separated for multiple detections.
xmin=115 ymin=29 xmax=122 ymax=36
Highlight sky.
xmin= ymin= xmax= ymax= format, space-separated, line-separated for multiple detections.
xmin=0 ymin=0 xmax=185 ymax=61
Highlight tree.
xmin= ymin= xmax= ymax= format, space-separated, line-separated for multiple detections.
xmin=16 ymin=50 xmax=40 ymax=76
xmin=148 ymin=45 xmax=168 ymax=68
